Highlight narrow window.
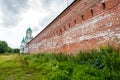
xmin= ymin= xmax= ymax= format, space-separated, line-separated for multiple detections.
xmin=74 ymin=19 xmax=77 ymax=24
xmin=102 ymin=3 xmax=106 ymax=10
xmin=64 ymin=26 xmax=66 ymax=31
xmin=60 ymin=29 xmax=62 ymax=33
xmin=68 ymin=23 xmax=71 ymax=28
xmin=81 ymin=15 xmax=84 ymax=20
xmin=91 ymin=9 xmax=93 ymax=16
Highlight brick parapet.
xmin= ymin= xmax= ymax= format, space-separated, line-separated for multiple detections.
xmin=28 ymin=0 xmax=120 ymax=54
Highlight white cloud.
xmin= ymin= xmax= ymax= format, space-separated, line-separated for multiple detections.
xmin=0 ymin=11 xmax=3 ymax=24
xmin=0 ymin=0 xmax=74 ymax=48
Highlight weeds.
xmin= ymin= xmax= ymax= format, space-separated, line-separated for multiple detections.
xmin=0 ymin=45 xmax=120 ymax=80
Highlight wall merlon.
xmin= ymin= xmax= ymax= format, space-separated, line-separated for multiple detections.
xmin=28 ymin=0 xmax=120 ymax=54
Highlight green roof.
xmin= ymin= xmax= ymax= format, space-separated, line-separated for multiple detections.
xmin=27 ymin=27 xmax=32 ymax=31
xmin=22 ymin=37 xmax=25 ymax=42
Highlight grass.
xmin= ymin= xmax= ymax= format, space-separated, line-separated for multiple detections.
xmin=0 ymin=45 xmax=120 ymax=80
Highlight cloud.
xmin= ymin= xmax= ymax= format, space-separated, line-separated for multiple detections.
xmin=38 ymin=0 xmax=74 ymax=31
xmin=0 ymin=0 xmax=29 ymax=27
xmin=41 ymin=0 xmax=73 ymax=11
xmin=39 ymin=13 xmax=57 ymax=27
xmin=0 ymin=0 xmax=74 ymax=48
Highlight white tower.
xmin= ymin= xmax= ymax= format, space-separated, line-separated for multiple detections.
xmin=20 ymin=27 xmax=33 ymax=53
xmin=25 ymin=27 xmax=33 ymax=43
xmin=20 ymin=37 xmax=25 ymax=53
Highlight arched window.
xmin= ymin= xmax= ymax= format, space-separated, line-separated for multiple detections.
xmin=91 ymin=9 xmax=93 ymax=16
xmin=68 ymin=23 xmax=71 ymax=28
xmin=59 ymin=29 xmax=62 ymax=33
xmin=74 ymin=19 xmax=77 ymax=24
xmin=102 ymin=3 xmax=106 ymax=10
xmin=81 ymin=15 xmax=84 ymax=20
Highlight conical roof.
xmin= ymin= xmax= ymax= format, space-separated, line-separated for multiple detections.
xmin=22 ymin=37 xmax=25 ymax=42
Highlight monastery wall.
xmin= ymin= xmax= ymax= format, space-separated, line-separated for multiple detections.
xmin=28 ymin=0 xmax=120 ymax=54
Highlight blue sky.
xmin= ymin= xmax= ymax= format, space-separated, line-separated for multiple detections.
xmin=0 ymin=0 xmax=74 ymax=48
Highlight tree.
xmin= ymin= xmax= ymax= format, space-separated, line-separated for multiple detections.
xmin=0 ymin=40 xmax=20 ymax=53
xmin=0 ymin=41 xmax=8 ymax=53
xmin=12 ymin=48 xmax=20 ymax=53
xmin=7 ymin=47 xmax=12 ymax=53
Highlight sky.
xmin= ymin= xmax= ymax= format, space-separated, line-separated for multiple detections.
xmin=0 ymin=0 xmax=74 ymax=48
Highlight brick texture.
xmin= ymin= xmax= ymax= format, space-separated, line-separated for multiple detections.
xmin=28 ymin=0 xmax=120 ymax=54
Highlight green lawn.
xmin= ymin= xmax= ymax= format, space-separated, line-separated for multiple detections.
xmin=0 ymin=46 xmax=120 ymax=80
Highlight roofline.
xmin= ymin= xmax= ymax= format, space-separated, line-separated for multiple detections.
xmin=29 ymin=0 xmax=76 ymax=44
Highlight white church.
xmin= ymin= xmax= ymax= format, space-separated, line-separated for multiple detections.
xmin=20 ymin=27 xmax=33 ymax=53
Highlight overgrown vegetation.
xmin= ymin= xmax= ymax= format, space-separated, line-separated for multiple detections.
xmin=0 ymin=40 xmax=19 ymax=53
xmin=0 ymin=45 xmax=120 ymax=80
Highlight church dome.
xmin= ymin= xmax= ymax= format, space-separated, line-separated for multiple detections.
xmin=27 ymin=27 xmax=32 ymax=32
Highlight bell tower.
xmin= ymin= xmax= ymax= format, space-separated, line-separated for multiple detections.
xmin=25 ymin=27 xmax=33 ymax=42
xmin=20 ymin=26 xmax=33 ymax=53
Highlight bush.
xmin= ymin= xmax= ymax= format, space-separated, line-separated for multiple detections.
xmin=1 ymin=45 xmax=120 ymax=80
xmin=71 ymin=65 xmax=101 ymax=80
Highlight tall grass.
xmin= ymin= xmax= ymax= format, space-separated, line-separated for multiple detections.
xmin=0 ymin=45 xmax=120 ymax=80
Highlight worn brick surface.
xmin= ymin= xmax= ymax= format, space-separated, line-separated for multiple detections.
xmin=28 ymin=0 xmax=120 ymax=54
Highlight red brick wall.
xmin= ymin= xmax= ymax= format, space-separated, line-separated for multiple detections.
xmin=28 ymin=0 xmax=120 ymax=54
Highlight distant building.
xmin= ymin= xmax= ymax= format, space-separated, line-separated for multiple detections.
xmin=20 ymin=27 xmax=33 ymax=53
